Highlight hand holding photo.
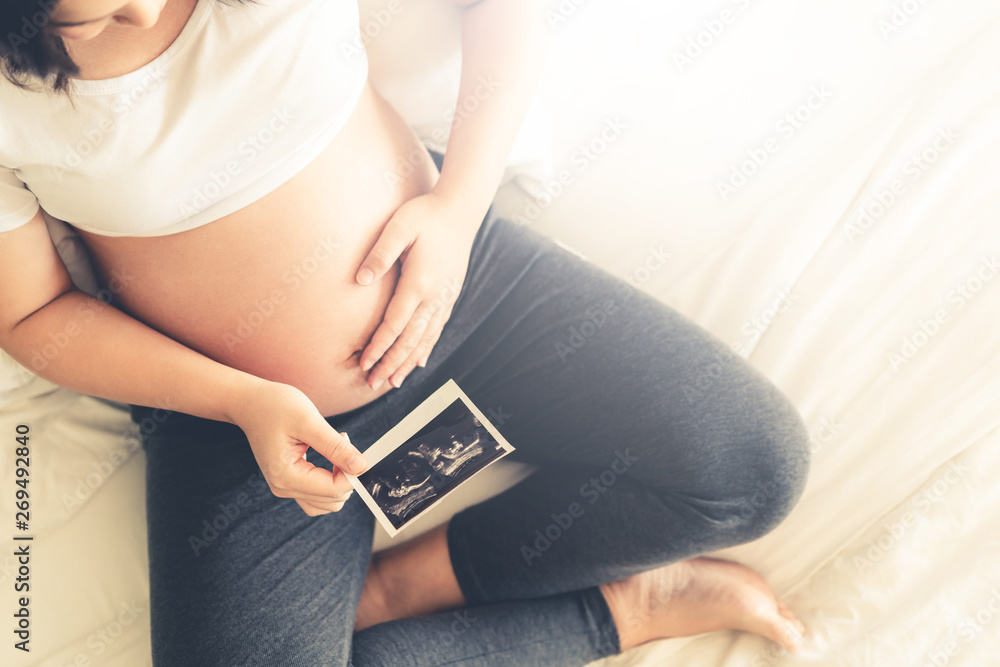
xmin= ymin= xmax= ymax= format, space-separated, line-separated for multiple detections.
xmin=347 ymin=379 xmax=515 ymax=537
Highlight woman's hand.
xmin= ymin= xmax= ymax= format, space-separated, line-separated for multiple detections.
xmin=355 ymin=191 xmax=481 ymax=390
xmin=229 ymin=379 xmax=369 ymax=516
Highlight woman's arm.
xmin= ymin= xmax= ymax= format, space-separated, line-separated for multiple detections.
xmin=433 ymin=0 xmax=552 ymax=222
xmin=1 ymin=214 xmax=254 ymax=419
xmin=1 ymin=212 xmax=367 ymax=516
xmin=355 ymin=0 xmax=551 ymax=388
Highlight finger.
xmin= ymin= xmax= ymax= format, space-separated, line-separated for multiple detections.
xmin=295 ymin=485 xmax=354 ymax=508
xmin=367 ymin=303 xmax=437 ymax=389
xmin=359 ymin=284 xmax=424 ymax=374
xmin=416 ymin=303 xmax=451 ymax=367
xmin=269 ymin=434 xmax=364 ymax=501
xmin=289 ymin=475 xmax=356 ymax=506
xmin=294 ymin=493 xmax=353 ymax=509
xmin=271 ymin=459 xmax=356 ymax=500
xmin=296 ymin=498 xmax=329 ymax=517
xmin=295 ymin=497 xmax=349 ymax=516
xmin=356 ymin=218 xmax=413 ymax=286
xmin=306 ymin=426 xmax=368 ymax=478
xmin=390 ymin=305 xmax=447 ymax=386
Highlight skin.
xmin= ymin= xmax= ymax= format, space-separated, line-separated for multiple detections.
xmin=0 ymin=0 xmax=808 ymax=653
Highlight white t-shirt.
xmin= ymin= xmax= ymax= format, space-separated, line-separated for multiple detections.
xmin=0 ymin=0 xmax=369 ymax=237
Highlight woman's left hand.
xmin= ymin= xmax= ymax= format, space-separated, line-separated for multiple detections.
xmin=355 ymin=191 xmax=481 ymax=390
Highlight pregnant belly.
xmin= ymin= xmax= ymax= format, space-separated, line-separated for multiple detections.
xmin=78 ymin=82 xmax=441 ymax=417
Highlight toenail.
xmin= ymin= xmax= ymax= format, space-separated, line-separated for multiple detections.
xmin=784 ymin=623 xmax=802 ymax=646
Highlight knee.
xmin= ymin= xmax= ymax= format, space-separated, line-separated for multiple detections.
xmin=723 ymin=402 xmax=811 ymax=543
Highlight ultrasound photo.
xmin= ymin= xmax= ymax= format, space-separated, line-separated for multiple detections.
xmin=348 ymin=380 xmax=515 ymax=536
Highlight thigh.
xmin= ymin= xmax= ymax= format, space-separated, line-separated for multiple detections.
xmin=140 ymin=417 xmax=375 ymax=667
xmin=398 ymin=216 xmax=808 ymax=499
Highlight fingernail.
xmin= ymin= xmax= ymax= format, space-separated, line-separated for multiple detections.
xmin=371 ymin=379 xmax=384 ymax=391
xmin=347 ymin=453 xmax=367 ymax=474
xmin=389 ymin=375 xmax=403 ymax=388
xmin=361 ymin=358 xmax=373 ymax=372
xmin=357 ymin=267 xmax=374 ymax=285
xmin=417 ymin=357 xmax=427 ymax=368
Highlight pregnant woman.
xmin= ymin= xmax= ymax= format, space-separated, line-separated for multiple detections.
xmin=0 ymin=0 xmax=811 ymax=664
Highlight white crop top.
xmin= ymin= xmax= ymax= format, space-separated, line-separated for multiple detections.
xmin=0 ymin=0 xmax=368 ymax=237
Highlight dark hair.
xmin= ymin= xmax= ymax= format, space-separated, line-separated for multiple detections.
xmin=1 ymin=0 xmax=256 ymax=94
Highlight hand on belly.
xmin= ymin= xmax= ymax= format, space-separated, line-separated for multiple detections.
xmin=350 ymin=191 xmax=482 ymax=393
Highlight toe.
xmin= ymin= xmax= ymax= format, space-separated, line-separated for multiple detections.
xmin=777 ymin=606 xmax=806 ymax=635
xmin=767 ymin=615 xmax=804 ymax=653
xmin=735 ymin=594 xmax=801 ymax=653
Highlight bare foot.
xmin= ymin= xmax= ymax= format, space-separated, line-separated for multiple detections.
xmin=600 ymin=557 xmax=806 ymax=653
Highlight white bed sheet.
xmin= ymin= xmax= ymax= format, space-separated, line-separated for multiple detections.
xmin=3 ymin=0 xmax=1000 ymax=665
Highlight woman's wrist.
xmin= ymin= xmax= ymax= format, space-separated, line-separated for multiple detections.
xmin=429 ymin=182 xmax=493 ymax=236
xmin=219 ymin=370 xmax=269 ymax=427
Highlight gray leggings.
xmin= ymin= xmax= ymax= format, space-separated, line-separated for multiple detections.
xmin=132 ymin=167 xmax=810 ymax=666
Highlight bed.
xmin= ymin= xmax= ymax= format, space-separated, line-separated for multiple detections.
xmin=3 ymin=0 xmax=999 ymax=665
